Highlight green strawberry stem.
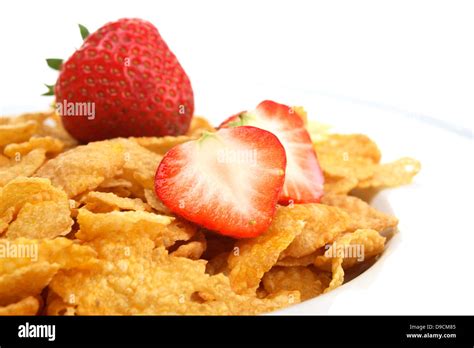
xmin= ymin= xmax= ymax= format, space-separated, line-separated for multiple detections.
xmin=78 ymin=24 xmax=89 ymax=40
xmin=226 ymin=112 xmax=254 ymax=127
xmin=43 ymin=58 xmax=62 ymax=96
xmin=42 ymin=58 xmax=63 ymax=96
xmin=42 ymin=84 xmax=55 ymax=96
xmin=42 ymin=23 xmax=90 ymax=96
xmin=46 ymin=58 xmax=63 ymax=71
xmin=198 ymin=130 xmax=218 ymax=144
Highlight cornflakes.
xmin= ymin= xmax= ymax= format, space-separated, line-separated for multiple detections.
xmin=321 ymin=194 xmax=398 ymax=232
xmin=82 ymin=191 xmax=151 ymax=213
xmin=0 ymin=238 xmax=96 ymax=305
xmin=4 ymin=136 xmax=64 ymax=158
xmin=0 ymin=110 xmax=419 ymax=316
xmin=35 ymin=140 xmax=125 ymax=197
xmin=228 ymin=205 xmax=305 ymax=294
xmin=357 ymin=157 xmax=421 ymax=189
xmin=280 ymin=204 xmax=351 ymax=258
xmin=133 ymin=135 xmax=194 ymax=155
xmin=314 ymin=229 xmax=386 ymax=271
xmin=0 ymin=296 xmax=40 ymax=316
xmin=0 ymin=149 xmax=46 ymax=187
xmin=49 ymin=247 xmax=299 ymax=315
xmin=0 ymin=177 xmax=71 ymax=238
xmin=0 ymin=120 xmax=37 ymax=147
xmin=262 ymin=266 xmax=329 ymax=300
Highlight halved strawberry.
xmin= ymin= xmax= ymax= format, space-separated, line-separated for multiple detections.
xmin=154 ymin=126 xmax=286 ymax=238
xmin=220 ymin=100 xmax=324 ymax=204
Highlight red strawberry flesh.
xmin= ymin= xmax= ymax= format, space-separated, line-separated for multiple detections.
xmin=155 ymin=126 xmax=286 ymax=238
xmin=220 ymin=100 xmax=324 ymax=204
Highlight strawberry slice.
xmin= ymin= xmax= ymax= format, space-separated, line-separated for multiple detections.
xmin=220 ymin=100 xmax=324 ymax=204
xmin=154 ymin=126 xmax=286 ymax=238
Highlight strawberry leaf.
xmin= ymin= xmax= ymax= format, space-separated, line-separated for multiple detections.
xmin=42 ymin=84 xmax=55 ymax=96
xmin=78 ymin=24 xmax=90 ymax=40
xmin=46 ymin=58 xmax=63 ymax=71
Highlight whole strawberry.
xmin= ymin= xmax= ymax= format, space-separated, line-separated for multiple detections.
xmin=50 ymin=18 xmax=194 ymax=142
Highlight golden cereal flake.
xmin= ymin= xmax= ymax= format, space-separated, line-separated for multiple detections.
xmin=35 ymin=140 xmax=125 ymax=197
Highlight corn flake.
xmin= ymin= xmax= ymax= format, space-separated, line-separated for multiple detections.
xmin=0 ymin=149 xmax=46 ymax=187
xmin=0 ymin=296 xmax=40 ymax=316
xmin=315 ymin=133 xmax=381 ymax=163
xmin=4 ymin=136 xmax=64 ymax=158
xmin=0 ymin=177 xmax=71 ymax=237
xmin=321 ymin=194 xmax=398 ymax=232
xmin=276 ymin=250 xmax=323 ymax=267
xmin=114 ymin=139 xmax=162 ymax=193
xmin=314 ymin=229 xmax=386 ymax=271
xmin=0 ymin=238 xmax=96 ymax=305
xmin=323 ymin=174 xmax=359 ymax=195
xmin=357 ymin=157 xmax=421 ymax=189
xmin=281 ymin=204 xmax=351 ymax=259
xmin=171 ymin=231 xmax=207 ymax=260
xmin=320 ymin=229 xmax=386 ymax=292
xmin=133 ymin=135 xmax=194 ymax=155
xmin=262 ymin=266 xmax=329 ymax=300
xmin=143 ymin=189 xmax=172 ymax=215
xmin=315 ymin=134 xmax=382 ymax=182
xmin=29 ymin=111 xmax=77 ymax=149
xmin=6 ymin=200 xmax=72 ymax=239
xmin=82 ymin=191 xmax=151 ymax=213
xmin=0 ymin=120 xmax=37 ymax=147
xmin=228 ymin=205 xmax=306 ymax=295
xmin=75 ymin=209 xmax=174 ymax=259
xmin=35 ymin=140 xmax=125 ymax=197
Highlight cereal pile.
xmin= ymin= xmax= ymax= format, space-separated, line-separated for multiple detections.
xmin=0 ymin=110 xmax=420 ymax=315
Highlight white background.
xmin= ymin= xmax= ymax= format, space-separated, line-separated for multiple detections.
xmin=0 ymin=0 xmax=473 ymax=314
xmin=0 ymin=0 xmax=473 ymax=131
